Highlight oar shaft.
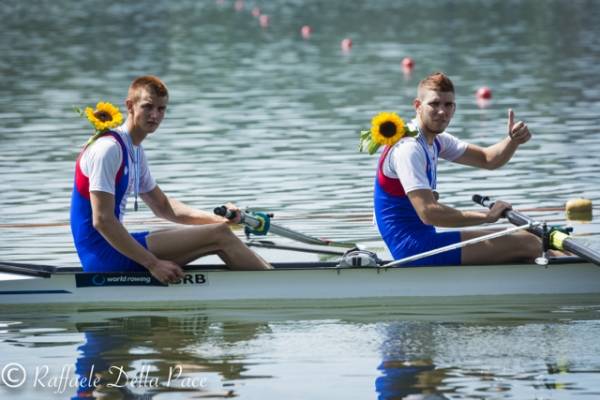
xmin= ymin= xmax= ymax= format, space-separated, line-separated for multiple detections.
xmin=267 ymin=224 xmax=328 ymax=245
xmin=382 ymin=223 xmax=532 ymax=268
xmin=473 ymin=194 xmax=600 ymax=266
xmin=238 ymin=211 xmax=335 ymax=245
xmin=214 ymin=206 xmax=356 ymax=248
xmin=551 ymin=231 xmax=600 ymax=263
xmin=246 ymin=241 xmax=347 ymax=255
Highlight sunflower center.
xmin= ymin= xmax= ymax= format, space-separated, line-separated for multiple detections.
xmin=380 ymin=121 xmax=397 ymax=138
xmin=94 ymin=110 xmax=113 ymax=122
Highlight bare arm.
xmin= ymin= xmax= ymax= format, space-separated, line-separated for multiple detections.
xmin=140 ymin=186 xmax=235 ymax=225
xmin=407 ymin=189 xmax=509 ymax=228
xmin=90 ymin=191 xmax=183 ymax=283
xmin=454 ymin=109 xmax=531 ymax=170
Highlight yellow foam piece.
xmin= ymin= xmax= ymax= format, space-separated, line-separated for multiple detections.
xmin=565 ymin=198 xmax=592 ymax=221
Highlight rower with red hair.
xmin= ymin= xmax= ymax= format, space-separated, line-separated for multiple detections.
xmin=374 ymin=72 xmax=542 ymax=265
xmin=71 ymin=76 xmax=271 ymax=284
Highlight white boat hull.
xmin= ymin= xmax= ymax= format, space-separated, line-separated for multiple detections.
xmin=1 ymin=262 xmax=600 ymax=305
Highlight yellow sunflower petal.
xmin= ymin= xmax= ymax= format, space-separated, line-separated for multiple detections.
xmin=85 ymin=107 xmax=103 ymax=131
xmin=370 ymin=112 xmax=406 ymax=146
xmin=85 ymin=102 xmax=123 ymax=132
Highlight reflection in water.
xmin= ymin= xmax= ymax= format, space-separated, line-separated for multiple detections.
xmin=376 ymin=323 xmax=445 ymax=400
xmin=70 ymin=314 xmax=269 ymax=399
xmin=1 ymin=304 xmax=600 ymax=399
xmin=377 ymin=360 xmax=441 ymax=400
xmin=0 ymin=310 xmax=268 ymax=399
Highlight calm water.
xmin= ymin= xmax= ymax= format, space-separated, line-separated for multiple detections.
xmin=1 ymin=0 xmax=600 ymax=398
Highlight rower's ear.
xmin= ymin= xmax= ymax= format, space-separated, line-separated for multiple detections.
xmin=413 ymin=98 xmax=421 ymax=110
xmin=125 ymin=98 xmax=134 ymax=114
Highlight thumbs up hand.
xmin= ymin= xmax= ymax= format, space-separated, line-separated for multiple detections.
xmin=507 ymin=109 xmax=531 ymax=145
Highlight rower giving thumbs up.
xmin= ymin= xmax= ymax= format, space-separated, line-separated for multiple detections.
xmin=507 ymin=109 xmax=531 ymax=144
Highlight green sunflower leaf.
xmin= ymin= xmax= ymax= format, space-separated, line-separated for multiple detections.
xmin=368 ymin=140 xmax=380 ymax=155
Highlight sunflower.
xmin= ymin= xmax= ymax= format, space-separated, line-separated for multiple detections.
xmin=84 ymin=102 xmax=123 ymax=132
xmin=370 ymin=112 xmax=406 ymax=146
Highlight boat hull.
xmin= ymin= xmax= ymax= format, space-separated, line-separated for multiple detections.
xmin=1 ymin=262 xmax=600 ymax=305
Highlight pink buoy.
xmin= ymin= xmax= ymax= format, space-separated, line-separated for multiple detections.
xmin=401 ymin=57 xmax=414 ymax=70
xmin=251 ymin=7 xmax=260 ymax=17
xmin=301 ymin=25 xmax=312 ymax=39
xmin=341 ymin=38 xmax=352 ymax=51
xmin=476 ymin=98 xmax=491 ymax=109
xmin=476 ymin=86 xmax=492 ymax=100
xmin=259 ymin=14 xmax=269 ymax=28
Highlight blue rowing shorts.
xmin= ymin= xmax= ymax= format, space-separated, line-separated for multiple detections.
xmin=79 ymin=231 xmax=150 ymax=273
xmin=389 ymin=230 xmax=462 ymax=266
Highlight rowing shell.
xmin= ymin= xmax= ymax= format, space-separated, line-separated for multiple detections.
xmin=1 ymin=259 xmax=599 ymax=306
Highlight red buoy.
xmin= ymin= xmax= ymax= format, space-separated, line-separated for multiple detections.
xmin=476 ymin=86 xmax=492 ymax=100
xmin=301 ymin=25 xmax=312 ymax=39
xmin=341 ymin=38 xmax=352 ymax=51
xmin=401 ymin=57 xmax=414 ymax=70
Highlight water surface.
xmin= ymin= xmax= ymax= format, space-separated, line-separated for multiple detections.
xmin=1 ymin=0 xmax=600 ymax=398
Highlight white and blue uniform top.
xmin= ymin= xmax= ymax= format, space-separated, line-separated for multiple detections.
xmin=381 ymin=127 xmax=467 ymax=194
xmin=373 ymin=122 xmax=468 ymax=265
xmin=78 ymin=124 xmax=156 ymax=217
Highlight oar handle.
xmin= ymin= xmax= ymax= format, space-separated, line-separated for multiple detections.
xmin=472 ymin=194 xmax=512 ymax=218
xmin=472 ymin=194 xmax=540 ymax=233
xmin=214 ymin=205 xmax=238 ymax=221
xmin=472 ymin=194 xmax=491 ymax=208
xmin=213 ymin=206 xmax=265 ymax=232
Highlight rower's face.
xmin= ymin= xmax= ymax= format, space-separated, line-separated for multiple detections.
xmin=128 ymin=88 xmax=168 ymax=134
xmin=414 ymin=89 xmax=456 ymax=134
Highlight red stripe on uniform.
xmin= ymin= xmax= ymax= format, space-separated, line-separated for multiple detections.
xmin=377 ymin=145 xmax=406 ymax=197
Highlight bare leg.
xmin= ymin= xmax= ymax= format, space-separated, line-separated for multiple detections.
xmin=146 ymin=223 xmax=272 ymax=270
xmin=461 ymin=229 xmax=542 ymax=265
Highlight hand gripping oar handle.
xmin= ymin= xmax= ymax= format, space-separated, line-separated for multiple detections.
xmin=472 ymin=195 xmax=542 ymax=235
xmin=214 ymin=206 xmax=238 ymax=221
xmin=214 ymin=206 xmax=356 ymax=248
xmin=214 ymin=206 xmax=263 ymax=232
xmin=473 ymin=194 xmax=600 ymax=266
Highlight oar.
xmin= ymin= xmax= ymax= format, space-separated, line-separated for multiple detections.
xmin=214 ymin=206 xmax=357 ymax=249
xmin=0 ymin=262 xmax=55 ymax=278
xmin=381 ymin=223 xmax=534 ymax=268
xmin=245 ymin=240 xmax=347 ymax=256
xmin=473 ymin=195 xmax=600 ymax=266
xmin=0 ymin=203 xmax=587 ymax=230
